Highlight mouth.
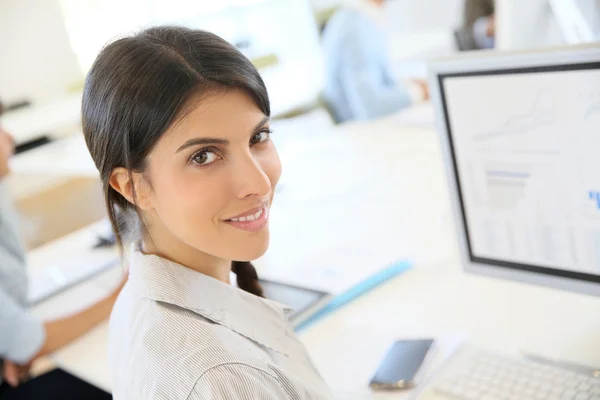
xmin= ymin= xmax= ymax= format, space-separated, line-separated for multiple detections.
xmin=224 ymin=204 xmax=269 ymax=232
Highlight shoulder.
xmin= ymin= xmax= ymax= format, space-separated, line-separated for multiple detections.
xmin=324 ymin=8 xmax=371 ymax=38
xmin=189 ymin=363 xmax=292 ymax=400
xmin=110 ymin=291 xmax=277 ymax=399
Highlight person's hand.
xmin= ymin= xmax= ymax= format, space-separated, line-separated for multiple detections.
xmin=0 ymin=128 xmax=15 ymax=179
xmin=2 ymin=359 xmax=31 ymax=388
xmin=411 ymin=79 xmax=430 ymax=102
xmin=486 ymin=14 xmax=495 ymax=37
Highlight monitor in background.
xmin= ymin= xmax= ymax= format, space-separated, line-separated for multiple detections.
xmin=429 ymin=43 xmax=600 ymax=297
xmin=496 ymin=0 xmax=598 ymax=51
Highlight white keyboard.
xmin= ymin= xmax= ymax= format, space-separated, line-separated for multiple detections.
xmin=417 ymin=348 xmax=600 ymax=400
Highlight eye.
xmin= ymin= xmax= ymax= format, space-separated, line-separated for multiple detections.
xmin=250 ymin=129 xmax=272 ymax=146
xmin=190 ymin=150 xmax=219 ymax=166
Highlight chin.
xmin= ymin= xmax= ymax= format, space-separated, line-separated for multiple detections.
xmin=230 ymin=232 xmax=270 ymax=262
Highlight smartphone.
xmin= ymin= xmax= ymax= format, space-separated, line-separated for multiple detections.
xmin=369 ymin=339 xmax=435 ymax=390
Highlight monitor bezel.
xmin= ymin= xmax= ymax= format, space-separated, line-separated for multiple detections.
xmin=429 ymin=44 xmax=600 ymax=297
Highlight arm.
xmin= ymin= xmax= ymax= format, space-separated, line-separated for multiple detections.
xmin=341 ymin=20 xmax=413 ymax=121
xmin=0 ymin=132 xmax=24 ymax=261
xmin=0 ymin=281 xmax=46 ymax=365
xmin=189 ymin=364 xmax=291 ymax=400
xmin=473 ymin=15 xmax=495 ymax=49
xmin=37 ymin=285 xmax=121 ymax=357
xmin=2 ymin=280 xmax=123 ymax=386
xmin=0 ymin=180 xmax=26 ymax=265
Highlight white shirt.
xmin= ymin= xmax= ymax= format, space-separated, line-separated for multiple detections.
xmin=109 ymin=247 xmax=333 ymax=399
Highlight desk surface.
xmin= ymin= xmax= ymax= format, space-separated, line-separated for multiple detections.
xmin=27 ymin=107 xmax=600 ymax=398
xmin=1 ymin=94 xmax=83 ymax=146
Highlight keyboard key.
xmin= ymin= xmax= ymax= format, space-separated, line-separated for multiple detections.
xmin=428 ymin=349 xmax=600 ymax=400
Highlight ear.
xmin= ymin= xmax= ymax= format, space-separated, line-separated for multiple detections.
xmin=109 ymin=167 xmax=153 ymax=211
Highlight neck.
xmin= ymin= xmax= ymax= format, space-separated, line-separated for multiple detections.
xmin=141 ymin=221 xmax=232 ymax=284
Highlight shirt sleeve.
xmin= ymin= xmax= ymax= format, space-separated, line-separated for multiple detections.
xmin=473 ymin=16 xmax=495 ymax=49
xmin=0 ymin=281 xmax=46 ymax=364
xmin=188 ymin=364 xmax=291 ymax=400
xmin=0 ymin=180 xmax=44 ymax=364
xmin=339 ymin=17 xmax=413 ymax=121
xmin=0 ymin=180 xmax=26 ymax=263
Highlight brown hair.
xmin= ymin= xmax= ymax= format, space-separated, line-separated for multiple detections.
xmin=82 ymin=26 xmax=266 ymax=297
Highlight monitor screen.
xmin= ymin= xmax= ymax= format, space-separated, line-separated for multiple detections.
xmin=438 ymin=61 xmax=600 ymax=284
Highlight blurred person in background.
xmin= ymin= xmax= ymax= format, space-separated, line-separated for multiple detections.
xmin=321 ymin=0 xmax=429 ymax=123
xmin=459 ymin=0 xmax=495 ymax=50
xmin=0 ymin=100 xmax=122 ymax=399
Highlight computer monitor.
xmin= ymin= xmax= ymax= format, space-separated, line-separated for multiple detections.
xmin=429 ymin=43 xmax=600 ymax=297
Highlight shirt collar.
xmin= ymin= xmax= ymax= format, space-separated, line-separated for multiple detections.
xmin=127 ymin=245 xmax=293 ymax=357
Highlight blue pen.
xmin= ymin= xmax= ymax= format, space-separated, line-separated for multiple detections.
xmin=295 ymin=260 xmax=413 ymax=332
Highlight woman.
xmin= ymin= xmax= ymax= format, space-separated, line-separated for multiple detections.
xmin=0 ymin=101 xmax=118 ymax=399
xmin=82 ymin=26 xmax=333 ymax=399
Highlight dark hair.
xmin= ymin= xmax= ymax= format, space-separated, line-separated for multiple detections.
xmin=82 ymin=26 xmax=267 ymax=297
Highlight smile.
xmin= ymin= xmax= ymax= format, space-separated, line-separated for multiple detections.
xmin=230 ymin=207 xmax=264 ymax=222
xmin=225 ymin=205 xmax=269 ymax=232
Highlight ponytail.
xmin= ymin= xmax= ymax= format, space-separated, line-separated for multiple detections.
xmin=231 ymin=261 xmax=264 ymax=297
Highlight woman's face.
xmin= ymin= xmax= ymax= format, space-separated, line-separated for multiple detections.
xmin=138 ymin=89 xmax=281 ymax=262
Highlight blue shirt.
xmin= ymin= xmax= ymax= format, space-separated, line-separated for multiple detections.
xmin=321 ymin=8 xmax=413 ymax=123
xmin=0 ymin=181 xmax=46 ymax=370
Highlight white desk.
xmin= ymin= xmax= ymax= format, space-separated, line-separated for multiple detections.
xmin=1 ymin=93 xmax=83 ymax=146
xmin=27 ymin=107 xmax=600 ymax=398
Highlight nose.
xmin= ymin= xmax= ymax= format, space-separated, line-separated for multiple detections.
xmin=232 ymin=152 xmax=272 ymax=200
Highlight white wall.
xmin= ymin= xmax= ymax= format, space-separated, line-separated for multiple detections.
xmin=0 ymin=0 xmax=82 ymax=104
xmin=312 ymin=0 xmax=465 ymax=32
xmin=386 ymin=0 xmax=464 ymax=33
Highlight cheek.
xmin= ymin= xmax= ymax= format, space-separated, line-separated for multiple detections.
xmin=260 ymin=146 xmax=282 ymax=191
xmin=152 ymin=166 xmax=229 ymax=231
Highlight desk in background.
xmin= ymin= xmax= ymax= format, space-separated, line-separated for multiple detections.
xmin=26 ymin=106 xmax=600 ymax=398
xmin=1 ymin=93 xmax=83 ymax=147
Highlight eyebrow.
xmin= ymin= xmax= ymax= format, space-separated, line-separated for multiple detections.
xmin=175 ymin=116 xmax=270 ymax=154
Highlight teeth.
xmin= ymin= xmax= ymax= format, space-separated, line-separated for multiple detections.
xmin=229 ymin=207 xmax=266 ymax=223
